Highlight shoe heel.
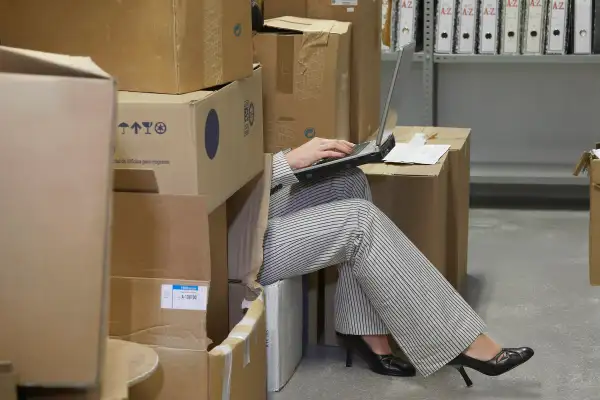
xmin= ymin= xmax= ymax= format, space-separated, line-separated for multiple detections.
xmin=345 ymin=347 xmax=353 ymax=368
xmin=455 ymin=366 xmax=473 ymax=387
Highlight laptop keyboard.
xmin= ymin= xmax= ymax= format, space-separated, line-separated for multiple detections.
xmin=314 ymin=142 xmax=369 ymax=165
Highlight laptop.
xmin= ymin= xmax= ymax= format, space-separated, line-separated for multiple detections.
xmin=294 ymin=41 xmax=416 ymax=182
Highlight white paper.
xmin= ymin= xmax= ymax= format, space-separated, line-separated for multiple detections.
xmin=384 ymin=143 xmax=450 ymax=165
xmin=592 ymin=149 xmax=600 ymax=159
xmin=161 ymin=284 xmax=207 ymax=310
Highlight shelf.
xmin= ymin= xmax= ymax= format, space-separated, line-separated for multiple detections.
xmin=382 ymin=52 xmax=424 ymax=62
xmin=434 ymin=54 xmax=600 ymax=64
xmin=470 ymin=163 xmax=588 ymax=185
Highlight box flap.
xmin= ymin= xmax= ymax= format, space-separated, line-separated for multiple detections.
xmin=227 ymin=155 xmax=273 ymax=292
xmin=573 ymin=150 xmax=599 ymax=177
xmin=0 ymin=45 xmax=110 ymax=79
xmin=591 ymin=159 xmax=600 ymax=186
xmin=118 ymin=89 xmax=212 ymax=104
xmin=264 ymin=16 xmax=349 ymax=35
xmin=113 ymin=169 xmax=159 ymax=193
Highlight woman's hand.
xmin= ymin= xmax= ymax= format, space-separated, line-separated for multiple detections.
xmin=285 ymin=138 xmax=355 ymax=170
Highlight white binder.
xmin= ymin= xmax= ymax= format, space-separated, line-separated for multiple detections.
xmin=397 ymin=0 xmax=419 ymax=48
xmin=435 ymin=0 xmax=457 ymax=53
xmin=478 ymin=0 xmax=501 ymax=53
xmin=456 ymin=0 xmax=479 ymax=53
xmin=501 ymin=0 xmax=524 ymax=54
xmin=546 ymin=0 xmax=570 ymax=54
xmin=523 ymin=0 xmax=548 ymax=54
xmin=573 ymin=0 xmax=592 ymax=54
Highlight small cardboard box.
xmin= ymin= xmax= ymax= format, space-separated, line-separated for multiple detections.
xmin=254 ymin=17 xmax=351 ymax=153
xmin=361 ymin=128 xmax=450 ymax=276
xmin=0 ymin=0 xmax=253 ymax=93
xmin=111 ymin=156 xmax=271 ymax=400
xmin=391 ymin=126 xmax=471 ymax=291
xmin=574 ymin=149 xmax=600 ymax=285
xmin=0 ymin=46 xmax=115 ymax=387
xmin=115 ymin=65 xmax=264 ymax=213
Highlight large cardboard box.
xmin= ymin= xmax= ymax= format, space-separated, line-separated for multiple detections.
xmin=0 ymin=0 xmax=253 ymax=94
xmin=111 ymin=156 xmax=271 ymax=400
xmin=307 ymin=0 xmax=382 ymax=143
xmin=254 ymin=17 xmax=351 ymax=153
xmin=391 ymin=126 xmax=471 ymax=291
xmin=115 ymin=65 xmax=264 ymax=213
xmin=0 ymin=46 xmax=115 ymax=387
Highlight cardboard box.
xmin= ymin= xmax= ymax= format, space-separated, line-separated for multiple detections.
xmin=207 ymin=204 xmax=230 ymax=346
xmin=254 ymin=17 xmax=351 ymax=153
xmin=392 ymin=126 xmax=471 ymax=291
xmin=574 ymin=150 xmax=600 ymax=285
xmin=0 ymin=46 xmax=115 ymax=387
xmin=362 ymin=129 xmax=450 ymax=276
xmin=0 ymin=0 xmax=253 ymax=93
xmin=307 ymin=0 xmax=382 ymax=143
xmin=115 ymin=65 xmax=264 ymax=213
xmin=254 ymin=17 xmax=351 ymax=151
xmin=111 ymin=156 xmax=271 ymax=400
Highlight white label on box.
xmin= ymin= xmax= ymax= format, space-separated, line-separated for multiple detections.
xmin=161 ymin=284 xmax=207 ymax=310
xmin=332 ymin=0 xmax=358 ymax=5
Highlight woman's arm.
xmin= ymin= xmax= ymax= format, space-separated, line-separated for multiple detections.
xmin=271 ymin=150 xmax=299 ymax=190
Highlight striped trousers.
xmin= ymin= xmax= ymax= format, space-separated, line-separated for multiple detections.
xmin=258 ymin=157 xmax=486 ymax=377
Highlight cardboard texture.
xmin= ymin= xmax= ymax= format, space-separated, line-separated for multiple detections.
xmin=264 ymin=0 xmax=308 ymax=19
xmin=0 ymin=363 xmax=17 ymax=400
xmin=0 ymin=46 xmax=115 ymax=387
xmin=0 ymin=0 xmax=253 ymax=94
xmin=115 ymin=65 xmax=264 ymax=213
xmin=254 ymin=17 xmax=351 ymax=153
xmin=112 ymin=156 xmax=271 ymax=400
xmin=391 ymin=126 xmax=471 ymax=290
xmin=207 ymin=204 xmax=230 ymax=346
xmin=307 ymin=0 xmax=382 ymax=143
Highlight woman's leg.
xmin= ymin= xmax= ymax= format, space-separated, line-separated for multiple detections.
xmin=268 ymin=168 xmax=389 ymax=344
xmin=259 ymin=198 xmax=486 ymax=377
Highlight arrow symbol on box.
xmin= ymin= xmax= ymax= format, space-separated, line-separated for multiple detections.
xmin=131 ymin=122 xmax=142 ymax=134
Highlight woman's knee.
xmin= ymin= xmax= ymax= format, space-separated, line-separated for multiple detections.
xmin=331 ymin=168 xmax=370 ymax=199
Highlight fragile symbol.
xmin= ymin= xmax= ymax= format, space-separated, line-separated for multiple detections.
xmin=233 ymin=23 xmax=242 ymax=37
xmin=304 ymin=128 xmax=316 ymax=139
xmin=155 ymin=122 xmax=167 ymax=134
xmin=142 ymin=122 xmax=153 ymax=134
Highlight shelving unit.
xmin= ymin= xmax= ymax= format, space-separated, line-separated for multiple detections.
xmin=380 ymin=0 xmax=598 ymax=189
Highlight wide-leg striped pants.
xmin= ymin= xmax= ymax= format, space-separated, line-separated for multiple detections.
xmin=258 ymin=166 xmax=486 ymax=377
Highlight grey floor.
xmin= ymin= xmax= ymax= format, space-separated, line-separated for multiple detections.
xmin=271 ymin=208 xmax=600 ymax=400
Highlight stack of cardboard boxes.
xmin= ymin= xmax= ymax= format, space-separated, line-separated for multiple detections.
xmin=0 ymin=0 xmax=269 ymax=399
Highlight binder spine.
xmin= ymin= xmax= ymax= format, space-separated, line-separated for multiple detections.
xmin=478 ymin=0 xmax=502 ymax=53
xmin=435 ymin=0 xmax=458 ymax=53
xmin=500 ymin=0 xmax=524 ymax=53
xmin=523 ymin=0 xmax=549 ymax=54
xmin=546 ymin=0 xmax=570 ymax=54
xmin=397 ymin=0 xmax=419 ymax=48
xmin=391 ymin=0 xmax=400 ymax=50
xmin=455 ymin=0 xmax=480 ymax=53
xmin=573 ymin=0 xmax=592 ymax=54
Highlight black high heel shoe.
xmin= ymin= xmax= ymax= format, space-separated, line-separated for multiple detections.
xmin=450 ymin=347 xmax=535 ymax=387
xmin=336 ymin=333 xmax=416 ymax=377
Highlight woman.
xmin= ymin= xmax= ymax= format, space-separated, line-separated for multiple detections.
xmin=258 ymin=138 xmax=534 ymax=385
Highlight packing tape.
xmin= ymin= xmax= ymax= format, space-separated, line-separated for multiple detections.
xmin=213 ymin=344 xmax=233 ymax=400
xmin=229 ymin=333 xmax=251 ymax=367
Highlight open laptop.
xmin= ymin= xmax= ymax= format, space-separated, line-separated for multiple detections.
xmin=294 ymin=41 xmax=416 ymax=182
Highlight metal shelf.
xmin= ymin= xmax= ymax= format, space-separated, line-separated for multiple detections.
xmin=470 ymin=163 xmax=588 ymax=185
xmin=434 ymin=54 xmax=600 ymax=64
xmin=382 ymin=51 xmax=425 ymax=62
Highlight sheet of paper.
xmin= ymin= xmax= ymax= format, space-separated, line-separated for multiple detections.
xmin=592 ymin=149 xmax=600 ymax=159
xmin=384 ymin=143 xmax=451 ymax=165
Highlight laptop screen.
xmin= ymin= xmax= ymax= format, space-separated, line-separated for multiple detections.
xmin=376 ymin=42 xmax=416 ymax=146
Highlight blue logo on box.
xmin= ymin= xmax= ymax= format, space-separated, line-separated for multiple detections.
xmin=304 ymin=128 xmax=316 ymax=139
xmin=234 ymin=23 xmax=242 ymax=37
xmin=205 ymin=109 xmax=220 ymax=160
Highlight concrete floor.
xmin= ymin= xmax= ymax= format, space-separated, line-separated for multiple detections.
xmin=271 ymin=208 xmax=600 ymax=400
